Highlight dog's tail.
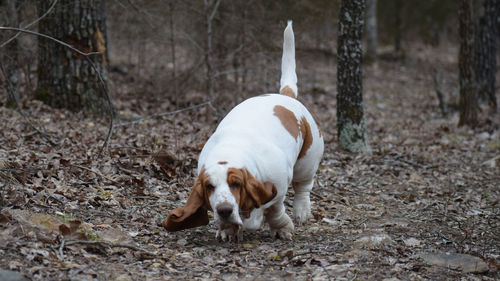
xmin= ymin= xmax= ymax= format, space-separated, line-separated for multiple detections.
xmin=279 ymin=20 xmax=298 ymax=99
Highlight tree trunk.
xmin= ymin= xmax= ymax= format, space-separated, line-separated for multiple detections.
xmin=365 ymin=0 xmax=377 ymax=64
xmin=458 ymin=0 xmax=478 ymax=127
xmin=394 ymin=0 xmax=402 ymax=54
xmin=168 ymin=0 xmax=178 ymax=105
xmin=474 ymin=0 xmax=499 ymax=113
xmin=204 ymin=0 xmax=221 ymax=104
xmin=35 ymin=0 xmax=109 ymax=114
xmin=1 ymin=0 xmax=20 ymax=107
xmin=337 ymin=0 xmax=372 ymax=154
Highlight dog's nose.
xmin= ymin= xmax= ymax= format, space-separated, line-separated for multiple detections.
xmin=216 ymin=204 xmax=233 ymax=220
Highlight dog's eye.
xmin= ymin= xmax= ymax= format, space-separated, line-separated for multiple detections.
xmin=206 ymin=184 xmax=215 ymax=190
xmin=231 ymin=182 xmax=241 ymax=189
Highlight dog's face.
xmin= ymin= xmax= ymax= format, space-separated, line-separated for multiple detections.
xmin=162 ymin=164 xmax=277 ymax=232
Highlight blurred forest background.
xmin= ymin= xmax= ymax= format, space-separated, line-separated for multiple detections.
xmin=0 ymin=1 xmax=499 ymax=280
xmin=0 ymin=0 xmax=468 ymax=112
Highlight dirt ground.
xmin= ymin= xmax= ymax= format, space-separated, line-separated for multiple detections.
xmin=1 ymin=43 xmax=499 ymax=280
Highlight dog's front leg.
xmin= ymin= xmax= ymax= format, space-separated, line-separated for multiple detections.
xmin=216 ymin=223 xmax=242 ymax=242
xmin=265 ymin=200 xmax=294 ymax=240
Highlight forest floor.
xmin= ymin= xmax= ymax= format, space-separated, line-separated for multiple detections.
xmin=1 ymin=44 xmax=499 ymax=281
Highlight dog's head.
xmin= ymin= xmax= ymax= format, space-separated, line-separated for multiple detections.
xmin=162 ymin=164 xmax=277 ymax=232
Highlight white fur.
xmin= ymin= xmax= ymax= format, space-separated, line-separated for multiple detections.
xmin=280 ymin=21 xmax=298 ymax=97
xmin=198 ymin=21 xmax=323 ymax=241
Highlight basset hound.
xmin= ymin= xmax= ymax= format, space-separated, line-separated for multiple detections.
xmin=162 ymin=21 xmax=324 ymax=241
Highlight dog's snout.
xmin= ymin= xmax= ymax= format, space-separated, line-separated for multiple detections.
xmin=216 ymin=204 xmax=233 ymax=220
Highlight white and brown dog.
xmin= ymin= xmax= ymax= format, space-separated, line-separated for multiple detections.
xmin=163 ymin=21 xmax=324 ymax=241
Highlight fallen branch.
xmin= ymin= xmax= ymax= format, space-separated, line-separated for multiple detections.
xmin=63 ymin=239 xmax=156 ymax=256
xmin=70 ymin=164 xmax=119 ymax=184
xmin=115 ymin=101 xmax=212 ymax=127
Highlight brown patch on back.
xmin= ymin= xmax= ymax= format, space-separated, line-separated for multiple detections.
xmin=273 ymin=105 xmax=299 ymax=139
xmin=298 ymin=117 xmax=313 ymax=159
xmin=280 ymin=85 xmax=296 ymax=98
xmin=218 ymin=161 xmax=228 ymax=165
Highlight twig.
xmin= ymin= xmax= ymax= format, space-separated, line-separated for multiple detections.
xmin=58 ymin=239 xmax=65 ymax=260
xmin=320 ymin=261 xmax=334 ymax=281
xmin=115 ymin=101 xmax=212 ymax=127
xmin=70 ymin=164 xmax=119 ymax=184
xmin=0 ymin=27 xmax=101 ymax=57
xmin=0 ymin=0 xmax=58 ymax=48
xmin=208 ymin=0 xmax=222 ymax=22
xmin=310 ymin=191 xmax=322 ymax=199
xmin=433 ymin=68 xmax=448 ymax=117
xmin=63 ymin=239 xmax=156 ymax=256
xmin=126 ymin=0 xmax=156 ymax=27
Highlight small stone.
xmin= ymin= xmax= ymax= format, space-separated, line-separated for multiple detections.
xmin=403 ymin=237 xmax=421 ymax=247
xmin=176 ymin=238 xmax=188 ymax=246
xmin=0 ymin=269 xmax=29 ymax=281
xmin=418 ymin=252 xmax=489 ymax=273
xmin=478 ymin=131 xmax=490 ymax=140
xmin=354 ymin=233 xmax=393 ymax=248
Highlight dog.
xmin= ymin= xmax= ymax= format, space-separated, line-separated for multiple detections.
xmin=162 ymin=21 xmax=324 ymax=241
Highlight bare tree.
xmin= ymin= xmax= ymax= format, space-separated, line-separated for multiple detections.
xmin=1 ymin=0 xmax=20 ymax=107
xmin=475 ymin=0 xmax=500 ymax=113
xmin=168 ymin=0 xmax=179 ymax=105
xmin=394 ymin=0 xmax=403 ymax=54
xmin=365 ymin=0 xmax=378 ymax=63
xmin=35 ymin=0 xmax=109 ymax=114
xmin=458 ymin=0 xmax=478 ymax=127
xmin=337 ymin=0 xmax=372 ymax=154
xmin=203 ymin=0 xmax=221 ymax=104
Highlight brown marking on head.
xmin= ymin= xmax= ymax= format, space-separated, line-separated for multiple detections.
xmin=273 ymin=105 xmax=299 ymax=140
xmin=298 ymin=117 xmax=313 ymax=159
xmin=218 ymin=161 xmax=228 ymax=165
xmin=259 ymin=94 xmax=271 ymax=97
xmin=280 ymin=85 xmax=296 ymax=98
xmin=226 ymin=168 xmax=277 ymax=218
xmin=162 ymin=167 xmax=212 ymax=232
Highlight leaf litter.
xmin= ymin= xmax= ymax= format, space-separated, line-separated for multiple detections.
xmin=0 ymin=43 xmax=499 ymax=280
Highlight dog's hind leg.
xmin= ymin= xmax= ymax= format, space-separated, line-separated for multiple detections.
xmin=292 ymin=178 xmax=314 ymax=224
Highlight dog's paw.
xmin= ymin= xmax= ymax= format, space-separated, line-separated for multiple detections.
xmin=216 ymin=224 xmax=241 ymax=242
xmin=293 ymin=198 xmax=311 ymax=225
xmin=270 ymin=220 xmax=294 ymax=240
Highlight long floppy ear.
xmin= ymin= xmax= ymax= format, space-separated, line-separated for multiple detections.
xmin=162 ymin=180 xmax=209 ymax=232
xmin=244 ymin=170 xmax=277 ymax=208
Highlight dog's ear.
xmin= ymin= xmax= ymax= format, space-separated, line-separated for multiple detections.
xmin=242 ymin=170 xmax=277 ymax=209
xmin=162 ymin=179 xmax=209 ymax=232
